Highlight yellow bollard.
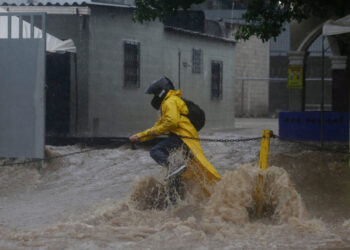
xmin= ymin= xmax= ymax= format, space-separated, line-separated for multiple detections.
xmin=259 ymin=130 xmax=272 ymax=171
xmin=256 ymin=130 xmax=272 ymax=217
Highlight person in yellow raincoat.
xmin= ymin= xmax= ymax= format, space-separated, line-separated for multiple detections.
xmin=129 ymin=77 xmax=220 ymax=198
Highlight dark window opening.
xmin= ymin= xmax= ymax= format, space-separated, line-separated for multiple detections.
xmin=192 ymin=48 xmax=202 ymax=73
xmin=211 ymin=60 xmax=223 ymax=99
xmin=124 ymin=40 xmax=140 ymax=87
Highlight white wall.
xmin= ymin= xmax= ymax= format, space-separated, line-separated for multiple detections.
xmin=234 ymin=35 xmax=270 ymax=116
xmin=87 ymin=7 xmax=236 ymax=136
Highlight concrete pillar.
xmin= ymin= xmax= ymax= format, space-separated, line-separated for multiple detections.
xmin=330 ymin=56 xmax=348 ymax=112
xmin=287 ymin=51 xmax=306 ymax=111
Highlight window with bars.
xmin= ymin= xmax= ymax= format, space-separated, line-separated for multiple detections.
xmin=124 ymin=40 xmax=140 ymax=87
xmin=192 ymin=48 xmax=202 ymax=73
xmin=211 ymin=60 xmax=223 ymax=99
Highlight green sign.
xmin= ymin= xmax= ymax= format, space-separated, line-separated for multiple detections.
xmin=288 ymin=66 xmax=303 ymax=89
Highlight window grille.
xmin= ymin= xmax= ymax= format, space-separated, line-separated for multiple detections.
xmin=124 ymin=40 xmax=140 ymax=87
xmin=192 ymin=48 xmax=202 ymax=73
xmin=211 ymin=60 xmax=223 ymax=99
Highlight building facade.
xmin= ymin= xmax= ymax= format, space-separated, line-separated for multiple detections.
xmin=87 ymin=6 xmax=236 ymax=136
xmin=199 ymin=5 xmax=270 ymax=117
xmin=1 ymin=1 xmax=236 ymax=138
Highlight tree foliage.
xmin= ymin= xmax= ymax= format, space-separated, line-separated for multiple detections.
xmin=133 ymin=0 xmax=350 ymax=42
xmin=236 ymin=0 xmax=350 ymax=41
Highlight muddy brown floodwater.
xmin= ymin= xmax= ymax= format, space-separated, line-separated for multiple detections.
xmin=0 ymin=118 xmax=349 ymax=249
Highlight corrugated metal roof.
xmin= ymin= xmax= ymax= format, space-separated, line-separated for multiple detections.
xmin=0 ymin=0 xmax=135 ymax=6
xmin=0 ymin=0 xmax=91 ymax=5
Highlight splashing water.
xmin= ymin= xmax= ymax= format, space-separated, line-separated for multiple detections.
xmin=0 ymin=130 xmax=349 ymax=249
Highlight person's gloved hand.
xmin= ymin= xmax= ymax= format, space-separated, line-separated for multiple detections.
xmin=129 ymin=134 xmax=140 ymax=142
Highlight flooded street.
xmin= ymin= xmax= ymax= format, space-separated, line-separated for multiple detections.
xmin=0 ymin=0 xmax=349 ymax=248
xmin=0 ymin=118 xmax=350 ymax=249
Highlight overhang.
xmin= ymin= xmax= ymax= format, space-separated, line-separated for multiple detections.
xmin=323 ymin=15 xmax=350 ymax=36
xmin=0 ymin=7 xmax=76 ymax=53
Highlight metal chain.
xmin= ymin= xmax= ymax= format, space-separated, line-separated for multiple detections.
xmin=0 ymin=139 xmax=129 ymax=168
xmin=179 ymin=135 xmax=263 ymax=142
xmin=3 ymin=132 xmax=347 ymax=168
xmin=0 ymin=135 xmax=264 ymax=167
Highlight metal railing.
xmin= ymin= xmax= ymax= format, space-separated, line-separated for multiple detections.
xmin=235 ymin=77 xmax=333 ymax=116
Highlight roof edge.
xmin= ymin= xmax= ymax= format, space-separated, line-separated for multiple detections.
xmin=0 ymin=1 xmax=136 ymax=8
xmin=164 ymin=25 xmax=236 ymax=44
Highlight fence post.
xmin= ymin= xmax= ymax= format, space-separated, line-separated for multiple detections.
xmin=256 ymin=130 xmax=272 ymax=216
xmin=241 ymin=79 xmax=244 ymax=115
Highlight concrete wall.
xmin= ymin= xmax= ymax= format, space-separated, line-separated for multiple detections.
xmin=233 ymin=36 xmax=270 ymax=117
xmin=163 ymin=31 xmax=236 ymax=130
xmin=88 ymin=6 xmax=236 ymax=137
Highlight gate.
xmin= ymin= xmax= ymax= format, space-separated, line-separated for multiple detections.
xmin=0 ymin=12 xmax=46 ymax=158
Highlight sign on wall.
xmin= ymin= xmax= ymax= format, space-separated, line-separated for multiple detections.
xmin=287 ymin=65 xmax=303 ymax=89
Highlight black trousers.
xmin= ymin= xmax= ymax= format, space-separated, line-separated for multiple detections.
xmin=149 ymin=133 xmax=185 ymax=168
xmin=149 ymin=134 xmax=188 ymax=204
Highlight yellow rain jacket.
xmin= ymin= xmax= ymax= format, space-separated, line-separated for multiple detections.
xmin=137 ymin=90 xmax=221 ymax=192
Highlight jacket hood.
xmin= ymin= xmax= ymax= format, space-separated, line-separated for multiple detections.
xmin=165 ymin=89 xmax=182 ymax=99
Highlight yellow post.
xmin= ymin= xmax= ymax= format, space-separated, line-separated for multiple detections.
xmin=259 ymin=130 xmax=271 ymax=171
xmin=256 ymin=130 xmax=272 ymax=216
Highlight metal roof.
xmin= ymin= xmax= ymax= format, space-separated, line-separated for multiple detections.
xmin=0 ymin=0 xmax=90 ymax=5
xmin=0 ymin=0 xmax=135 ymax=7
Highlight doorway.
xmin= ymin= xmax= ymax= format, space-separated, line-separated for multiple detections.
xmin=45 ymin=53 xmax=71 ymax=136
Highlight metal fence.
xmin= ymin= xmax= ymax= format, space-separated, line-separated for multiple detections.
xmin=235 ymin=77 xmax=333 ymax=117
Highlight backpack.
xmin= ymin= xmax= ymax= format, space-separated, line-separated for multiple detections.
xmin=181 ymin=98 xmax=206 ymax=131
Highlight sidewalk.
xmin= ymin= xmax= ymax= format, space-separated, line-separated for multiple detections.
xmin=204 ymin=118 xmax=278 ymax=137
xmin=235 ymin=118 xmax=279 ymax=136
